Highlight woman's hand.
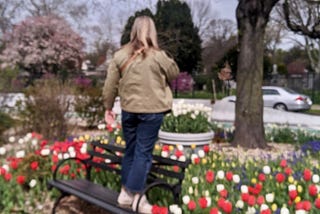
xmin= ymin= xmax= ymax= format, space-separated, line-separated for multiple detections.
xmin=105 ymin=110 xmax=116 ymax=125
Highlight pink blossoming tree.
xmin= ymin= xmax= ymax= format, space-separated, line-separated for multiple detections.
xmin=0 ymin=15 xmax=85 ymax=82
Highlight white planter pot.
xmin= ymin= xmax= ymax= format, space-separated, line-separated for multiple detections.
xmin=158 ymin=130 xmax=214 ymax=146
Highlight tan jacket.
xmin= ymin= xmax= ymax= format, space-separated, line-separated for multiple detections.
xmin=102 ymin=47 xmax=179 ymax=113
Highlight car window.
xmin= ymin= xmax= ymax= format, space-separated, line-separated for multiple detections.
xmin=282 ymin=87 xmax=297 ymax=94
xmin=262 ymin=89 xmax=280 ymax=95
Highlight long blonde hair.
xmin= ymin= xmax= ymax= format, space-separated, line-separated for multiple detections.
xmin=129 ymin=16 xmax=159 ymax=53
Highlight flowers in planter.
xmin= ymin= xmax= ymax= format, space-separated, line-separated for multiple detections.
xmin=161 ymin=100 xmax=212 ymax=133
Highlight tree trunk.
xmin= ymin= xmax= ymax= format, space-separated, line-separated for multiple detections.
xmin=232 ymin=0 xmax=279 ymax=149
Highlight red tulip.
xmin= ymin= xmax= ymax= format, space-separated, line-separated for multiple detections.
xmin=226 ymin=171 xmax=233 ymax=181
xmin=289 ymin=190 xmax=298 ymax=200
xmin=219 ymin=189 xmax=228 ymax=198
xmin=16 ymin=175 xmax=26 ymax=185
xmin=206 ymin=170 xmax=215 ymax=183
xmin=247 ymin=195 xmax=256 ymax=206
xmin=303 ymin=169 xmax=312 ymax=181
xmin=308 ymin=184 xmax=318 ymax=197
xmin=198 ymin=197 xmax=208 ymax=209
xmin=257 ymin=195 xmax=265 ymax=205
xmin=30 ymin=161 xmax=39 ymax=171
xmin=315 ymin=198 xmax=320 ymax=209
xmin=258 ymin=173 xmax=266 ymax=182
xmin=222 ymin=201 xmax=232 ymax=213
xmin=280 ymin=159 xmax=287 ymax=168
xmin=209 ymin=207 xmax=219 ymax=214
xmin=187 ymin=200 xmax=196 ymax=211
xmin=275 ymin=173 xmax=285 ymax=183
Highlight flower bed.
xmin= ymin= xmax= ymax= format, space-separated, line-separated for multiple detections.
xmin=0 ymin=127 xmax=319 ymax=213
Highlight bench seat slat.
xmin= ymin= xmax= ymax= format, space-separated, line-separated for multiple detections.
xmin=153 ymin=155 xmax=190 ymax=168
xmin=150 ymin=165 xmax=185 ymax=180
xmin=48 ymin=179 xmax=134 ymax=214
xmin=87 ymin=150 xmax=122 ymax=163
xmin=87 ymin=161 xmax=121 ymax=174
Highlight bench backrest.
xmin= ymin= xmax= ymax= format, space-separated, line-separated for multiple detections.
xmin=86 ymin=140 xmax=190 ymax=189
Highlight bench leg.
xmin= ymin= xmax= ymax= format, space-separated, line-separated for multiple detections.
xmin=52 ymin=192 xmax=69 ymax=214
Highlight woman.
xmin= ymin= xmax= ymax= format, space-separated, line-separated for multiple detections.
xmin=102 ymin=16 xmax=179 ymax=213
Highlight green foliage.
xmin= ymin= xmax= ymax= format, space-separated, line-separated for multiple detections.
xmin=0 ymin=112 xmax=15 ymax=144
xmin=155 ymin=0 xmax=202 ymax=73
xmin=120 ymin=0 xmax=202 ymax=73
xmin=74 ymin=86 xmax=104 ymax=129
xmin=17 ymin=77 xmax=73 ymax=140
xmin=0 ymin=67 xmax=24 ymax=93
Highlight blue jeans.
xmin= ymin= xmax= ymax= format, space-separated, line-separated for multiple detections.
xmin=121 ymin=110 xmax=164 ymax=193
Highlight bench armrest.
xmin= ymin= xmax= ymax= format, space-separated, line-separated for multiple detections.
xmin=53 ymin=157 xmax=90 ymax=180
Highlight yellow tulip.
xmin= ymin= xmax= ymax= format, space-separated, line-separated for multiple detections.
xmin=169 ymin=145 xmax=174 ymax=151
xmin=297 ymin=185 xmax=303 ymax=193
xmin=84 ymin=134 xmax=90 ymax=140
xmin=155 ymin=144 xmax=161 ymax=150
xmin=294 ymin=196 xmax=301 ymax=203
xmin=271 ymin=204 xmax=277 ymax=211
xmin=288 ymin=176 xmax=294 ymax=183
xmin=202 ymin=158 xmax=207 ymax=164
xmin=251 ymin=178 xmax=257 ymax=184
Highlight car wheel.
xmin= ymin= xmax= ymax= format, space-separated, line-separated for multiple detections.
xmin=274 ymin=103 xmax=287 ymax=111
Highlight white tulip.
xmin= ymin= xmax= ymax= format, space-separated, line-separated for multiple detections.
xmin=265 ymin=193 xmax=275 ymax=203
xmin=8 ymin=136 xmax=15 ymax=143
xmin=246 ymin=206 xmax=256 ymax=214
xmin=192 ymin=177 xmax=199 ymax=184
xmin=233 ymin=174 xmax=240 ymax=183
xmin=2 ymin=164 xmax=9 ymax=172
xmin=40 ymin=148 xmax=50 ymax=156
xmin=182 ymin=195 xmax=190 ymax=204
xmin=58 ymin=153 xmax=63 ymax=160
xmin=235 ymin=200 xmax=244 ymax=209
xmin=295 ymin=210 xmax=307 ymax=214
xmin=31 ymin=139 xmax=38 ymax=147
xmin=263 ymin=165 xmax=271 ymax=174
xmin=29 ymin=179 xmax=37 ymax=188
xmin=260 ymin=204 xmax=269 ymax=211
xmin=206 ymin=197 xmax=212 ymax=207
xmin=169 ymin=204 xmax=182 ymax=214
xmin=18 ymin=138 xmax=24 ymax=144
xmin=16 ymin=150 xmax=25 ymax=158
xmin=188 ymin=186 xmax=193 ymax=194
xmin=0 ymin=147 xmax=6 ymax=155
xmin=69 ymin=151 xmax=76 ymax=158
xmin=312 ymin=174 xmax=320 ymax=183
xmin=241 ymin=185 xmax=248 ymax=193
xmin=217 ymin=170 xmax=225 ymax=179
xmin=216 ymin=184 xmax=225 ymax=192
xmin=63 ymin=153 xmax=70 ymax=159
xmin=280 ymin=207 xmax=290 ymax=214
xmin=198 ymin=150 xmax=205 ymax=158
xmin=178 ymin=155 xmax=186 ymax=162
xmin=288 ymin=184 xmax=296 ymax=191
xmin=161 ymin=151 xmax=169 ymax=158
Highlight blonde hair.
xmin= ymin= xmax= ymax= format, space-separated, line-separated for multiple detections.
xmin=129 ymin=16 xmax=159 ymax=52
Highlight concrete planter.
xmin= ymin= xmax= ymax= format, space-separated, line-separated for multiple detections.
xmin=158 ymin=130 xmax=214 ymax=146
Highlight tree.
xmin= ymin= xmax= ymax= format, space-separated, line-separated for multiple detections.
xmin=233 ymin=0 xmax=280 ymax=149
xmin=0 ymin=15 xmax=85 ymax=83
xmin=283 ymin=0 xmax=320 ymax=74
xmin=155 ymin=0 xmax=202 ymax=73
xmin=0 ymin=0 xmax=23 ymax=39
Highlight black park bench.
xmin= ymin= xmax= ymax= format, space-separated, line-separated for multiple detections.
xmin=47 ymin=139 xmax=190 ymax=214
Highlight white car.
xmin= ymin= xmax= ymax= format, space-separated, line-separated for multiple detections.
xmin=223 ymin=86 xmax=313 ymax=111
